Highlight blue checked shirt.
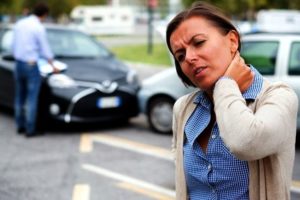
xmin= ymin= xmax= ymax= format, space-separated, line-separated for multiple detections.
xmin=183 ymin=66 xmax=263 ymax=200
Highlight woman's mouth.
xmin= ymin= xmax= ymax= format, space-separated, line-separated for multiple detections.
xmin=194 ymin=66 xmax=207 ymax=78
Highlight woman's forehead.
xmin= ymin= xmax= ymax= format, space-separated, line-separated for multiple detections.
xmin=172 ymin=16 xmax=216 ymax=38
xmin=170 ymin=17 xmax=215 ymax=49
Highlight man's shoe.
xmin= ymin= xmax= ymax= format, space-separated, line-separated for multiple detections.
xmin=17 ymin=127 xmax=26 ymax=134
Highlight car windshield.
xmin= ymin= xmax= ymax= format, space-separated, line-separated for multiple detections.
xmin=47 ymin=29 xmax=111 ymax=58
xmin=0 ymin=28 xmax=111 ymax=58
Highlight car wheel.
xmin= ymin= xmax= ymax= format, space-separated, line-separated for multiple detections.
xmin=147 ymin=96 xmax=175 ymax=134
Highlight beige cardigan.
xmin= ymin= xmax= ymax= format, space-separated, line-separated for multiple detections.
xmin=172 ymin=78 xmax=298 ymax=200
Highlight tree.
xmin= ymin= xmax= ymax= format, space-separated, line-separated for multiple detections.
xmin=0 ymin=0 xmax=13 ymax=13
xmin=0 ymin=0 xmax=107 ymax=21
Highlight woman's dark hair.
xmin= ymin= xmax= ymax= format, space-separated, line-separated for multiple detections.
xmin=33 ymin=2 xmax=49 ymax=17
xmin=166 ymin=1 xmax=241 ymax=87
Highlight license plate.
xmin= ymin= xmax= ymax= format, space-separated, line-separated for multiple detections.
xmin=97 ymin=96 xmax=121 ymax=108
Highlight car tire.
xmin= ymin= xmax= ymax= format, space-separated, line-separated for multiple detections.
xmin=147 ymin=96 xmax=175 ymax=134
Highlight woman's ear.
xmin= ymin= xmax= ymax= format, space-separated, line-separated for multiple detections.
xmin=228 ymin=30 xmax=239 ymax=53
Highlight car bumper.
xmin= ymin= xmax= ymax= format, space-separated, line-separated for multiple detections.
xmin=45 ymin=86 xmax=139 ymax=123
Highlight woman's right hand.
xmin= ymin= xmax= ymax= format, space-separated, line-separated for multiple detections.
xmin=224 ymin=51 xmax=254 ymax=93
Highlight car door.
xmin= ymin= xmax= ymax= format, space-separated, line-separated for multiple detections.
xmin=0 ymin=29 xmax=15 ymax=108
xmin=241 ymin=36 xmax=300 ymax=129
xmin=282 ymin=41 xmax=300 ymax=127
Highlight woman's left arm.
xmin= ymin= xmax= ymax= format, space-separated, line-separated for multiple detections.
xmin=213 ymin=79 xmax=298 ymax=161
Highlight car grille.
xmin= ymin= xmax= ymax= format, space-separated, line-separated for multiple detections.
xmin=70 ymin=90 xmax=139 ymax=119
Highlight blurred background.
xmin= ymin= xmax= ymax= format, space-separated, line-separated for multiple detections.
xmin=0 ymin=0 xmax=300 ymax=200
xmin=1 ymin=0 xmax=300 ymax=24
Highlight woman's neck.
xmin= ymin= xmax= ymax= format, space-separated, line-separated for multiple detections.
xmin=204 ymin=74 xmax=254 ymax=100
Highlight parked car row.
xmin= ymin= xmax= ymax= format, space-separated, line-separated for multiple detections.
xmin=1 ymin=23 xmax=300 ymax=136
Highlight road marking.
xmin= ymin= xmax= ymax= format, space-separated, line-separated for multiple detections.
xmin=80 ymin=133 xmax=173 ymax=161
xmin=79 ymin=135 xmax=300 ymax=195
xmin=291 ymin=180 xmax=300 ymax=194
xmin=117 ymin=182 xmax=174 ymax=200
xmin=72 ymin=184 xmax=90 ymax=200
xmin=82 ymin=164 xmax=175 ymax=198
xmin=80 ymin=134 xmax=92 ymax=153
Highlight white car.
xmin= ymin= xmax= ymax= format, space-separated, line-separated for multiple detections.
xmin=138 ymin=32 xmax=300 ymax=135
xmin=138 ymin=67 xmax=194 ymax=134
xmin=241 ymin=33 xmax=300 ymax=131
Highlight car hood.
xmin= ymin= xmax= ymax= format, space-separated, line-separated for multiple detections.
xmin=59 ymin=56 xmax=128 ymax=83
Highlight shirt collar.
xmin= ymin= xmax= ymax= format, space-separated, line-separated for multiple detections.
xmin=193 ymin=90 xmax=211 ymax=109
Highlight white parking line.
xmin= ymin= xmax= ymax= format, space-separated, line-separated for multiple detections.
xmin=80 ymin=133 xmax=173 ymax=161
xmin=82 ymin=164 xmax=175 ymax=199
xmin=117 ymin=182 xmax=175 ymax=200
xmin=72 ymin=184 xmax=90 ymax=200
xmin=80 ymin=134 xmax=92 ymax=153
xmin=79 ymin=134 xmax=300 ymax=195
xmin=291 ymin=181 xmax=300 ymax=194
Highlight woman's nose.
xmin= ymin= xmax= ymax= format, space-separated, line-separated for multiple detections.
xmin=185 ymin=48 xmax=197 ymax=64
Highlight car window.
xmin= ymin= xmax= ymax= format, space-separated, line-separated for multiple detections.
xmin=288 ymin=42 xmax=300 ymax=75
xmin=0 ymin=28 xmax=111 ymax=58
xmin=241 ymin=41 xmax=278 ymax=75
xmin=47 ymin=29 xmax=111 ymax=57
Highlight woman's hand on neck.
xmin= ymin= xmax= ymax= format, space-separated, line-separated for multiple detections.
xmin=224 ymin=52 xmax=254 ymax=93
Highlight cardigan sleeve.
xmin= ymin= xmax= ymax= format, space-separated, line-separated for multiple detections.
xmin=213 ymin=78 xmax=298 ymax=161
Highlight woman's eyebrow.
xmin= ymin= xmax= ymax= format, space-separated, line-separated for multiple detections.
xmin=173 ymin=33 xmax=206 ymax=54
xmin=191 ymin=33 xmax=207 ymax=40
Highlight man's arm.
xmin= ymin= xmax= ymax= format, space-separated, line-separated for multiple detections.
xmin=37 ymin=27 xmax=59 ymax=73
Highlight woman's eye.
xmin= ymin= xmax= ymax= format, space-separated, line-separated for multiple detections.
xmin=176 ymin=54 xmax=185 ymax=62
xmin=194 ymin=40 xmax=204 ymax=46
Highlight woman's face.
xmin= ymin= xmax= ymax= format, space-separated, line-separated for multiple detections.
xmin=170 ymin=16 xmax=238 ymax=92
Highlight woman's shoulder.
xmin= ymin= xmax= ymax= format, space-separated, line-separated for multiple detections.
xmin=259 ymin=78 xmax=298 ymax=105
xmin=262 ymin=79 xmax=297 ymax=96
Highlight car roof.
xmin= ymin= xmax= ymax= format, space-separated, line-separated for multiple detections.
xmin=241 ymin=32 xmax=300 ymax=41
xmin=243 ymin=31 xmax=300 ymax=36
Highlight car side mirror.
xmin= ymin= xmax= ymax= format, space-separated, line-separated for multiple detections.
xmin=2 ymin=54 xmax=15 ymax=61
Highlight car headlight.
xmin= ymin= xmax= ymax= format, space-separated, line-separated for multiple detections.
xmin=48 ymin=74 xmax=77 ymax=88
xmin=126 ymin=69 xmax=138 ymax=84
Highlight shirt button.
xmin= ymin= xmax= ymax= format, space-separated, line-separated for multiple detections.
xmin=208 ymin=164 xmax=212 ymax=170
xmin=211 ymin=134 xmax=216 ymax=139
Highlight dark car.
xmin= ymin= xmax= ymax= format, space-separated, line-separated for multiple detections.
xmin=0 ymin=24 xmax=140 ymax=128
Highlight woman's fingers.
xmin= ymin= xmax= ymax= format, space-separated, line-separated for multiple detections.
xmin=224 ymin=52 xmax=254 ymax=92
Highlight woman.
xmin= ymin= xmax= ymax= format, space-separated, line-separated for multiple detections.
xmin=167 ymin=2 xmax=298 ymax=200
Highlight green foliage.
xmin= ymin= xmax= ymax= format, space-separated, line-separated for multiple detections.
xmin=0 ymin=0 xmax=106 ymax=19
xmin=110 ymin=43 xmax=172 ymax=67
xmin=78 ymin=0 xmax=106 ymax=5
